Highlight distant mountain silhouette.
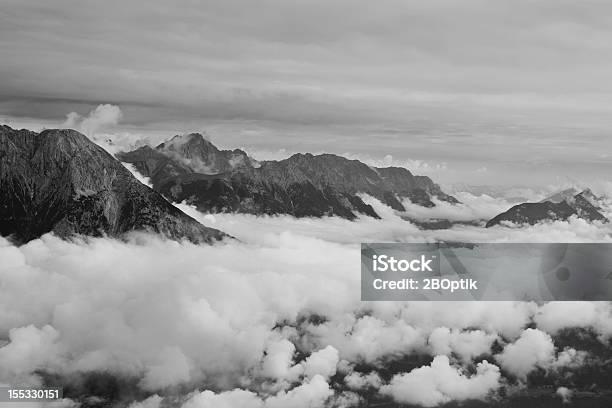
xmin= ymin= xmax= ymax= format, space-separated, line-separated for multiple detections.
xmin=118 ymin=133 xmax=458 ymax=219
xmin=486 ymin=188 xmax=608 ymax=227
xmin=0 ymin=125 xmax=226 ymax=244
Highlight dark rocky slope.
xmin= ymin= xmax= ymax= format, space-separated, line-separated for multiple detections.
xmin=0 ymin=125 xmax=226 ymax=244
xmin=118 ymin=133 xmax=457 ymax=219
xmin=486 ymin=189 xmax=608 ymax=227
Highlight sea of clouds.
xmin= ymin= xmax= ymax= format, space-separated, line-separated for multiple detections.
xmin=2 ymin=106 xmax=612 ymax=406
xmin=1 ymin=191 xmax=612 ymax=408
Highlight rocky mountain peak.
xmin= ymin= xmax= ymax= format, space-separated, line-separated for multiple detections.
xmin=541 ymin=187 xmax=580 ymax=204
xmin=576 ymin=188 xmax=603 ymax=209
xmin=158 ymin=133 xmax=218 ymax=159
xmin=119 ymin=133 xmax=458 ymax=219
xmin=0 ymin=125 xmax=226 ymax=244
xmin=152 ymin=132 xmax=253 ymax=175
xmin=487 ymin=187 xmax=608 ymax=227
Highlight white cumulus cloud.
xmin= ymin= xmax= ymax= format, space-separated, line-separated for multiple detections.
xmin=380 ymin=355 xmax=501 ymax=407
xmin=63 ymin=104 xmax=123 ymax=136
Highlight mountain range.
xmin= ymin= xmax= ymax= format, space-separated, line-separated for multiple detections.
xmin=117 ymin=133 xmax=458 ymax=220
xmin=1 ymin=124 xmax=608 ymax=244
xmin=486 ymin=188 xmax=608 ymax=227
xmin=0 ymin=125 xmax=226 ymax=244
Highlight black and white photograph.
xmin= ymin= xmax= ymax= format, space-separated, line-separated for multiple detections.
xmin=1 ymin=1 xmax=612 ymax=407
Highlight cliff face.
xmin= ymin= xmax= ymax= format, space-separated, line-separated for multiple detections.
xmin=118 ymin=133 xmax=457 ymax=219
xmin=0 ymin=125 xmax=226 ymax=244
xmin=486 ymin=189 xmax=608 ymax=227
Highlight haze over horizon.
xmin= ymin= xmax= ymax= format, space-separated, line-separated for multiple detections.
xmin=1 ymin=0 xmax=612 ymax=187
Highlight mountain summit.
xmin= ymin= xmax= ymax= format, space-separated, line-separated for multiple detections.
xmin=156 ymin=133 xmax=257 ymax=174
xmin=486 ymin=188 xmax=608 ymax=227
xmin=118 ymin=133 xmax=458 ymax=219
xmin=0 ymin=125 xmax=226 ymax=244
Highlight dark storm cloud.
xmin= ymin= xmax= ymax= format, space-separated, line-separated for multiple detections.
xmin=3 ymin=0 xmax=612 ymax=126
xmin=2 ymin=0 xmax=612 ymax=187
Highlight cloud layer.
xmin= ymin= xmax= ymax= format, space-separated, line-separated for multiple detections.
xmin=1 ymin=197 xmax=612 ymax=406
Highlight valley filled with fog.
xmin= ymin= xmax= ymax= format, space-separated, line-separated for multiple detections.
xmin=2 ymin=192 xmax=612 ymax=407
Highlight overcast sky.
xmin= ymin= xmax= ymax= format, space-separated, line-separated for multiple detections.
xmin=1 ymin=0 xmax=612 ymax=187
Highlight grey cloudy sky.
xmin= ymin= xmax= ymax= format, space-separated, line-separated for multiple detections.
xmin=1 ymin=0 xmax=612 ymax=187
